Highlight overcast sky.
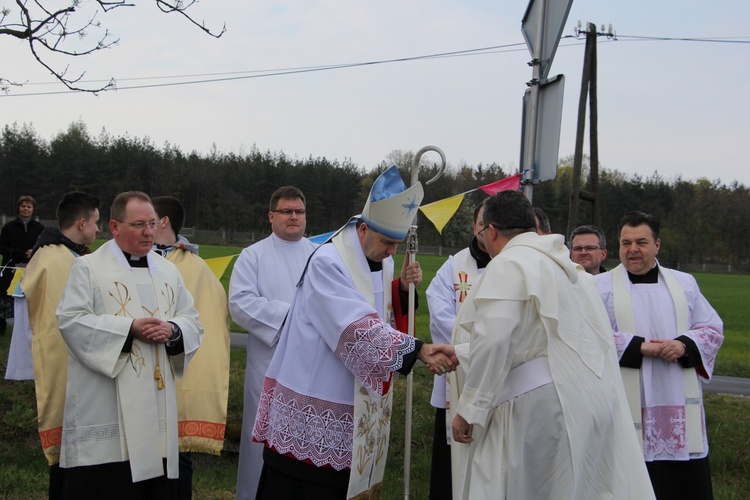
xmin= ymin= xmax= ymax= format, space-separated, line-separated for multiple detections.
xmin=3 ymin=0 xmax=749 ymax=187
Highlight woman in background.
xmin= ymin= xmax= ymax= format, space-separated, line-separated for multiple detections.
xmin=0 ymin=195 xmax=44 ymax=334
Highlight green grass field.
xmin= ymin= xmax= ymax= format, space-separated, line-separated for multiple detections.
xmin=0 ymin=247 xmax=747 ymax=498
xmin=691 ymin=273 xmax=750 ymax=378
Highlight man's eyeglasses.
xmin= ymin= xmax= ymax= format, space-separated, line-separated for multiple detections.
xmin=116 ymin=220 xmax=159 ymax=230
xmin=571 ymin=245 xmax=601 ymax=253
xmin=272 ymin=209 xmax=306 ymax=216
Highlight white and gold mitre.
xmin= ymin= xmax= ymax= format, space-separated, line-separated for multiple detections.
xmin=361 ymin=165 xmax=424 ymax=239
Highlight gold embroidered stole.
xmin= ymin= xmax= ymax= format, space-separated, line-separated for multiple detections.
xmin=332 ymin=226 xmax=393 ymax=500
xmin=87 ymin=244 xmax=180 ymax=481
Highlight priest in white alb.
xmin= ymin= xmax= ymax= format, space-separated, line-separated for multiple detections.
xmin=595 ymin=211 xmax=723 ymax=500
xmin=56 ymin=191 xmax=202 ymax=498
xmin=252 ymin=166 xmax=457 ymax=499
xmin=229 ymin=186 xmax=318 ymax=499
xmin=450 ymin=190 xmax=655 ymax=500
xmin=425 ymin=202 xmax=490 ymax=499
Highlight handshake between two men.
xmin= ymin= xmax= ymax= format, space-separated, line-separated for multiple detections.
xmin=417 ymin=342 xmax=458 ymax=376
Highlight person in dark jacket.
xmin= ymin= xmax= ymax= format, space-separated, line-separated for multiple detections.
xmin=0 ymin=195 xmax=45 ymax=334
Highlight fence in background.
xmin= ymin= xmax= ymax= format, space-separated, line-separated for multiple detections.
xmin=7 ymin=217 xmax=748 ymax=273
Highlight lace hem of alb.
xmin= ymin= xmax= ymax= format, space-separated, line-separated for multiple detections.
xmin=253 ymin=378 xmax=355 ymax=471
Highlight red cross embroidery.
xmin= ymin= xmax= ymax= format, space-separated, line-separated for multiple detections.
xmin=454 ymin=272 xmax=471 ymax=303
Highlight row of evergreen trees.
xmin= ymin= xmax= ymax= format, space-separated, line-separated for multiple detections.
xmin=2 ymin=121 xmax=749 ymax=266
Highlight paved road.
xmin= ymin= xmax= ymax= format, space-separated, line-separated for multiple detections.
xmin=704 ymin=376 xmax=750 ymax=397
xmin=229 ymin=333 xmax=749 ymax=397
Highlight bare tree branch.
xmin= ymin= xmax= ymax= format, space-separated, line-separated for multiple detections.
xmin=2 ymin=0 xmax=224 ymax=93
xmin=156 ymin=0 xmax=226 ymax=39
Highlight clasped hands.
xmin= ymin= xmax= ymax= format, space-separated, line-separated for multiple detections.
xmin=130 ymin=317 xmax=175 ymax=345
xmin=418 ymin=343 xmax=458 ymax=376
xmin=641 ymin=338 xmax=686 ymax=364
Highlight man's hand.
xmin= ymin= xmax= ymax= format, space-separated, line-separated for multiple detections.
xmin=399 ymin=253 xmax=423 ymax=291
xmin=452 ymin=414 xmax=474 ymax=444
xmin=641 ymin=342 xmax=660 ymax=358
xmin=130 ymin=318 xmax=174 ymax=344
xmin=418 ymin=343 xmax=459 ymax=375
xmin=652 ymin=339 xmax=687 ymax=363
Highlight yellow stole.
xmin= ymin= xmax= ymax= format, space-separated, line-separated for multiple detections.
xmin=166 ymin=248 xmax=230 ymax=455
xmin=24 ymin=245 xmax=76 ymax=465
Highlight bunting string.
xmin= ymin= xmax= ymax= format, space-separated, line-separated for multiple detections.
xmin=4 ymin=255 xmax=239 ymax=295
xmin=418 ymin=173 xmax=521 ymax=234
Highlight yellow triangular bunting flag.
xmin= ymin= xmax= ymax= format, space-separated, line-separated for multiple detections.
xmin=204 ymin=255 xmax=237 ymax=280
xmin=419 ymin=194 xmax=465 ymax=234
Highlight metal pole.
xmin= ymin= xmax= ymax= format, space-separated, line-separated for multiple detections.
xmin=522 ymin=0 xmax=546 ymax=203
xmin=404 ymin=146 xmax=446 ymax=499
xmin=403 ymin=225 xmax=417 ymax=500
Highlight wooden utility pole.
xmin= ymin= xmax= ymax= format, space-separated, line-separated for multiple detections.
xmin=589 ymin=23 xmax=600 ymax=229
xmin=567 ymin=22 xmax=611 ymax=240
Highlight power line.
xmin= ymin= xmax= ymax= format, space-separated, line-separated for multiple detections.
xmin=19 ymin=43 xmax=531 ymax=87
xmin=3 ymin=35 xmax=749 ymax=98
xmin=1 ymin=42 xmax=528 ymax=97
xmin=614 ymin=34 xmax=750 ymax=44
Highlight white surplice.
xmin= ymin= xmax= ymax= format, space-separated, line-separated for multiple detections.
xmin=229 ymin=233 xmax=317 ymax=499
xmin=595 ymin=264 xmax=723 ymax=462
xmin=4 ymin=294 xmax=34 ymax=380
xmin=451 ymin=232 xmax=654 ymax=500
xmin=425 ymin=247 xmax=484 ymax=409
xmin=252 ymin=223 xmax=417 ymax=487
xmin=56 ymin=240 xmax=202 ymax=482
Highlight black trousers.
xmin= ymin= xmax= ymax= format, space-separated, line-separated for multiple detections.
xmin=429 ymin=407 xmax=453 ymax=500
xmin=61 ymin=460 xmax=180 ymax=500
xmin=256 ymin=447 xmax=350 ymax=500
xmin=646 ymin=456 xmax=713 ymax=500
